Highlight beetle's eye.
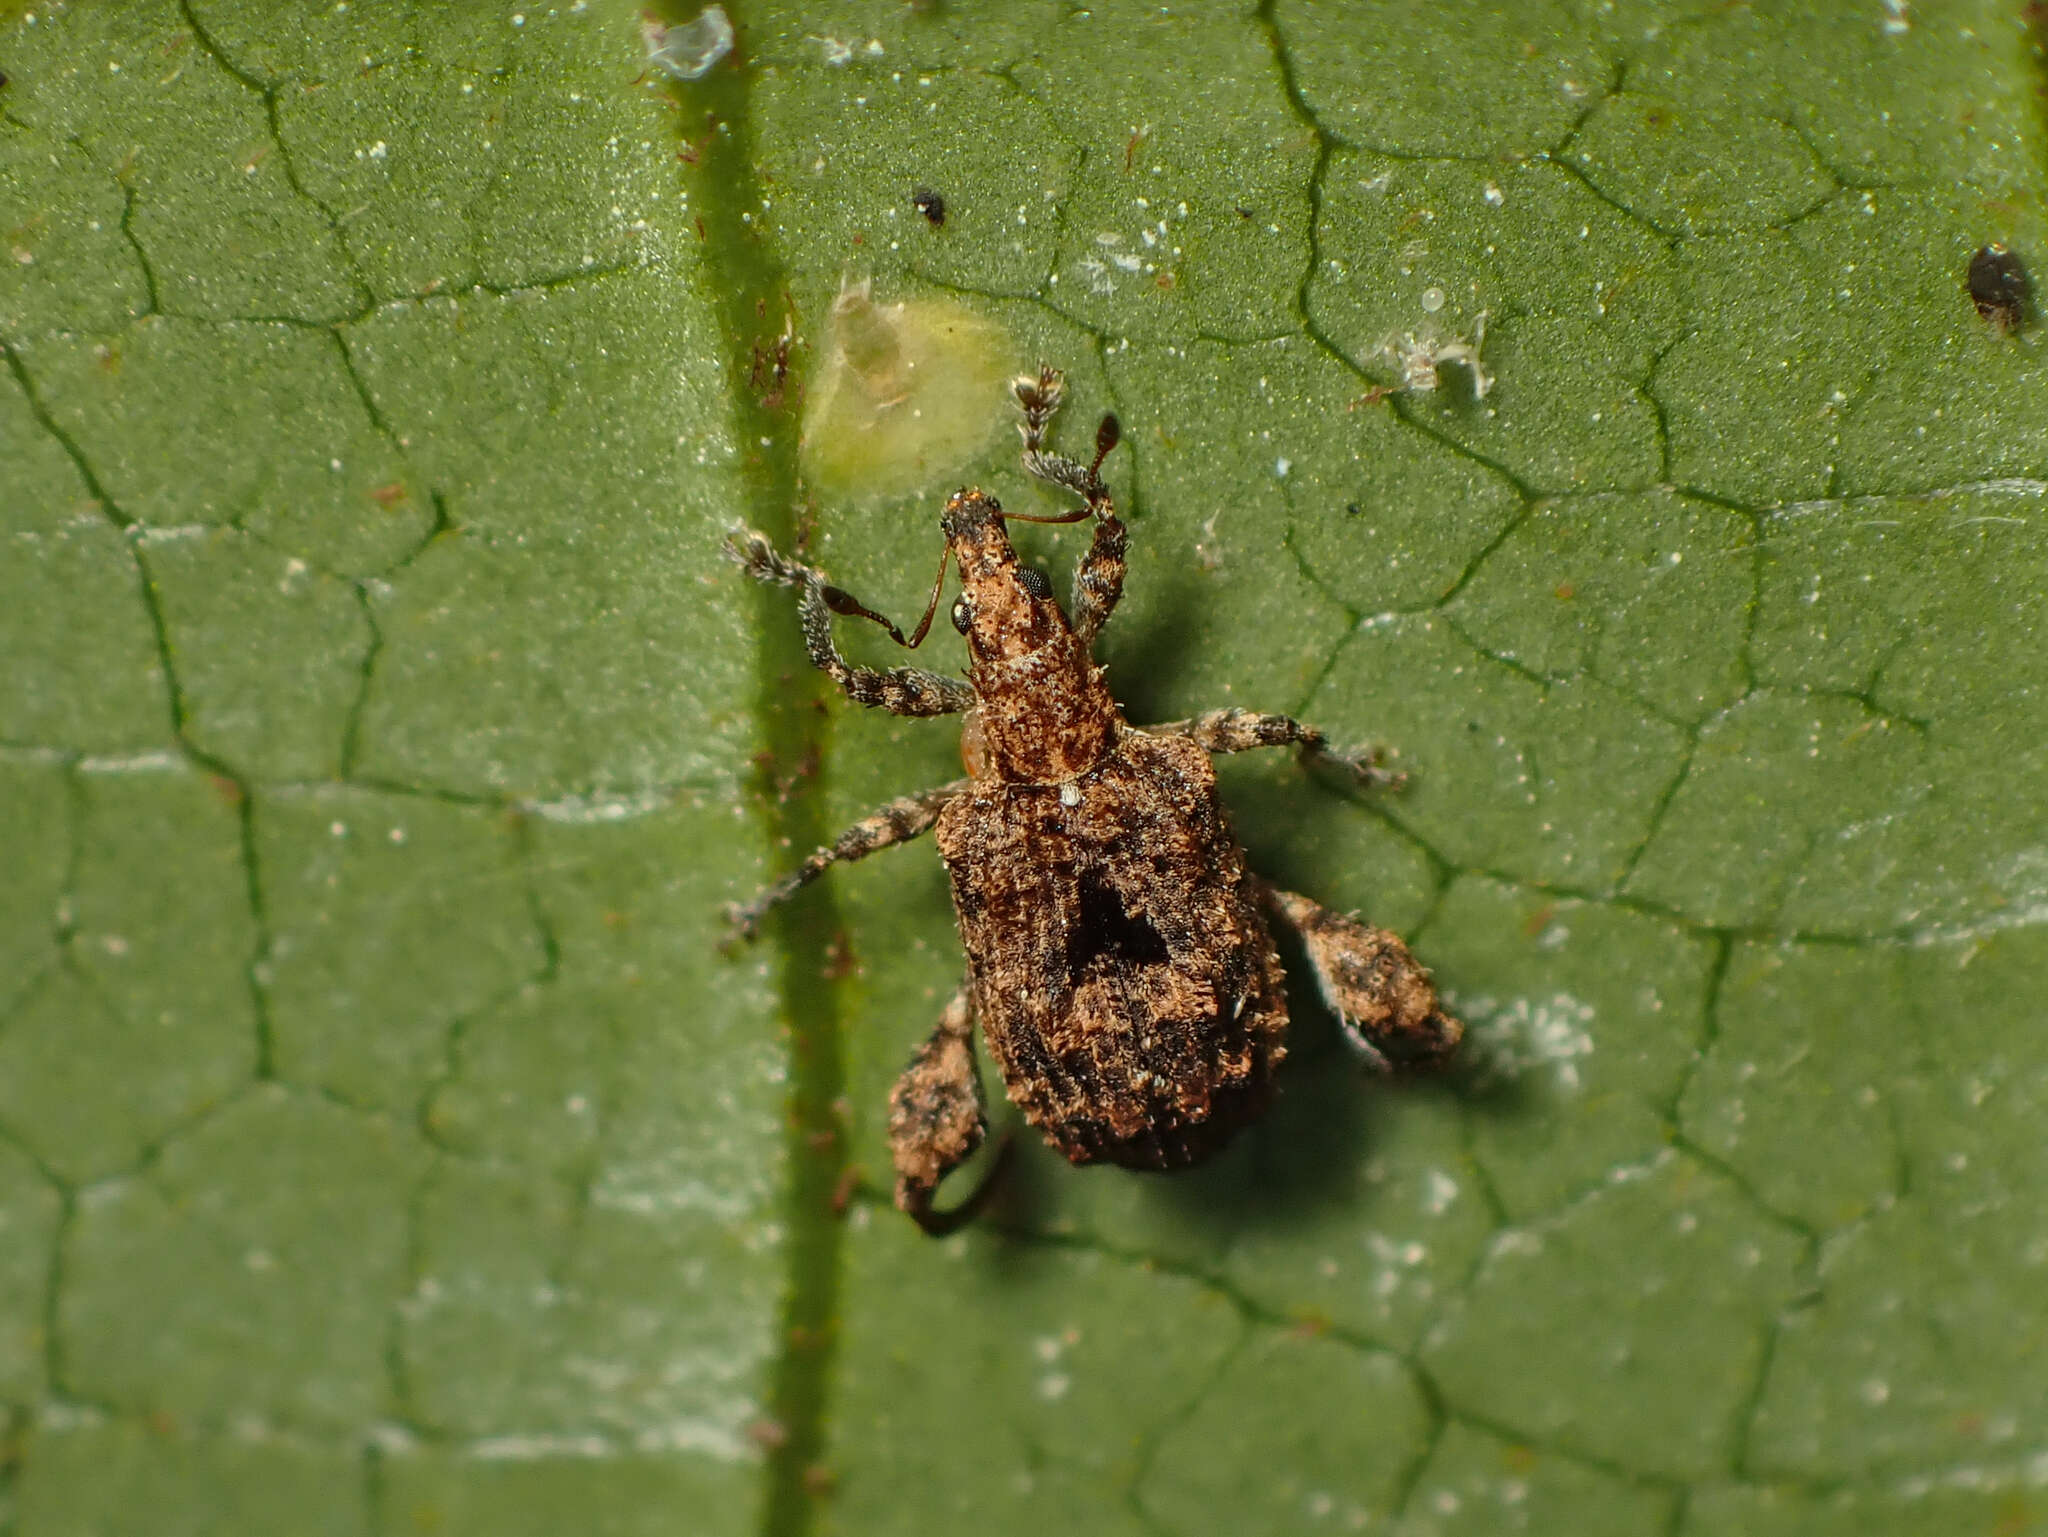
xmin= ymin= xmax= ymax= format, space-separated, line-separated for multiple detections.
xmin=1018 ymin=566 xmax=1053 ymax=600
xmin=950 ymin=596 xmax=972 ymax=634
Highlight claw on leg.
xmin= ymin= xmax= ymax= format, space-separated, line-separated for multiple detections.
xmin=889 ymin=989 xmax=1009 ymax=1235
xmin=1258 ymin=883 xmax=1462 ymax=1069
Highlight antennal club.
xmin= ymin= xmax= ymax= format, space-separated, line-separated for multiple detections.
xmin=1005 ymin=407 xmax=1124 ymax=526
xmin=1090 ymin=413 xmax=1121 ymax=485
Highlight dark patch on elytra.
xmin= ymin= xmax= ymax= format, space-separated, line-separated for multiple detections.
xmin=1071 ymin=871 xmax=1172 ymax=972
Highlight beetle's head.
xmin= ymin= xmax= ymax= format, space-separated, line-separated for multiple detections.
xmin=940 ymin=490 xmax=1066 ymax=664
xmin=815 ymin=409 xmax=1119 ymax=671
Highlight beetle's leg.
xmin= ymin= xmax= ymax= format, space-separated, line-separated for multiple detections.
xmin=1065 ymin=508 xmax=1127 ymax=648
xmin=1152 ymin=707 xmax=1405 ymax=790
xmin=726 ymin=529 xmax=974 ymax=716
xmin=724 ymin=779 xmax=970 ymax=942
xmin=890 ymin=988 xmax=1012 ymax=1235
xmin=1255 ymin=880 xmax=1462 ymax=1070
xmin=1013 ymin=367 xmax=1127 ymax=646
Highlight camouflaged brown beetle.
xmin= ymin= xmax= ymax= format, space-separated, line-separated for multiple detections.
xmin=727 ymin=367 xmax=1462 ymax=1234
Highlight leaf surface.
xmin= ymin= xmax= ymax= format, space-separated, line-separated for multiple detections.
xmin=2 ymin=3 xmax=2046 ymax=1535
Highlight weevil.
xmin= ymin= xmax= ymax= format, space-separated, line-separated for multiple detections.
xmin=726 ymin=367 xmax=1463 ymax=1233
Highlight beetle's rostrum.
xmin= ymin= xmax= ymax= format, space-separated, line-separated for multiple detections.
xmin=726 ymin=366 xmax=1463 ymax=1233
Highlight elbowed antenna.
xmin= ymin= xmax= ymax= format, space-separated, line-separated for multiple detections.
xmin=1001 ymin=412 xmax=1123 ymax=527
xmin=820 ymin=542 xmax=953 ymax=649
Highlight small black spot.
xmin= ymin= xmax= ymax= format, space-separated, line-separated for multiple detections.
xmin=912 ymin=188 xmax=946 ymax=227
xmin=1017 ymin=566 xmax=1053 ymax=600
xmin=1969 ymin=243 xmax=2031 ymax=334
xmin=950 ymin=596 xmax=972 ymax=634
xmin=1345 ymin=502 xmax=1363 ymax=518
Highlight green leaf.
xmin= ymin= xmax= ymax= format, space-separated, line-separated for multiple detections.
xmin=3 ymin=2 xmax=2045 ymax=1535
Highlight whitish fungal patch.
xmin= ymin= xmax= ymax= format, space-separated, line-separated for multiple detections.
xmin=799 ymin=277 xmax=1011 ymax=500
xmin=639 ymin=6 xmax=733 ymax=82
xmin=1456 ymin=991 xmax=1596 ymax=1091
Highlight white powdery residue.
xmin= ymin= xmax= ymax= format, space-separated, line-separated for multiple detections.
xmin=469 ymin=1432 xmax=615 ymax=1461
xmin=1364 ymin=1231 xmax=1428 ymax=1302
xmin=131 ymin=523 xmax=211 ymax=545
xmin=1366 ymin=1232 xmax=1428 ymax=1270
xmin=1774 ymin=478 xmax=2047 ymax=521
xmin=367 ymin=1422 xmax=420 ymax=1455
xmin=1488 ymin=1228 xmax=1543 ymax=1260
xmin=631 ymin=1416 xmax=756 ymax=1461
xmin=1422 ymin=1167 xmax=1459 ymax=1216
xmin=1606 ymin=1148 xmax=1676 ymax=1186
xmin=0 ymin=745 xmax=67 ymax=768
xmin=77 ymin=750 xmax=184 ymax=775
xmin=522 ymin=787 xmax=674 ymax=824
xmin=34 ymin=1402 xmax=109 ymax=1432
xmin=1909 ymin=845 xmax=2048 ymax=946
xmin=591 ymin=1155 xmax=761 ymax=1221
xmin=227 ymin=1412 xmax=285 ymax=1442
xmin=1944 ymin=476 xmax=2048 ymax=499
xmin=472 ymin=1371 xmax=762 ymax=1463
xmin=563 ymin=1356 xmax=633 ymax=1395
xmin=1455 ymin=991 xmax=1596 ymax=1090
xmin=1893 ymin=1451 xmax=2048 ymax=1498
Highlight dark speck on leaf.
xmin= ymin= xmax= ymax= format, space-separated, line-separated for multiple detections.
xmin=912 ymin=188 xmax=945 ymax=227
xmin=1969 ymin=243 xmax=2031 ymax=334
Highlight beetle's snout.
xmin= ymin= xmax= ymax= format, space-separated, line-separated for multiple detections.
xmin=941 ymin=488 xmax=1004 ymax=542
xmin=941 ymin=489 xmax=1017 ymax=586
